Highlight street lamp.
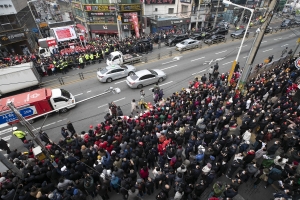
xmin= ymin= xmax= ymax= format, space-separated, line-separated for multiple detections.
xmin=27 ymin=0 xmax=43 ymax=37
xmin=224 ymin=0 xmax=254 ymax=84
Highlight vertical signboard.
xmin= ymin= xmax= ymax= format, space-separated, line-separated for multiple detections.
xmin=131 ymin=13 xmax=140 ymax=38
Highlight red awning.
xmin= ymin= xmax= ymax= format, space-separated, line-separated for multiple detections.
xmin=91 ymin=30 xmax=118 ymax=34
xmin=76 ymin=24 xmax=86 ymax=32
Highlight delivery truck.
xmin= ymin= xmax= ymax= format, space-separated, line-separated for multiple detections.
xmin=106 ymin=51 xmax=142 ymax=66
xmin=0 ymin=62 xmax=41 ymax=96
xmin=38 ymin=37 xmax=58 ymax=58
xmin=0 ymin=88 xmax=76 ymax=125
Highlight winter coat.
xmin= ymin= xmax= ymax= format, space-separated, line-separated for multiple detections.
xmin=140 ymin=168 xmax=149 ymax=179
xmin=246 ymin=164 xmax=258 ymax=174
xmin=242 ymin=130 xmax=251 ymax=141
xmin=255 ymin=149 xmax=266 ymax=159
xmin=128 ymin=189 xmax=139 ymax=200
xmin=243 ymin=151 xmax=255 ymax=163
xmin=174 ymin=191 xmax=184 ymax=200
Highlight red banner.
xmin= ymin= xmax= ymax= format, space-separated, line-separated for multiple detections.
xmin=131 ymin=13 xmax=140 ymax=38
xmin=46 ymin=39 xmax=57 ymax=47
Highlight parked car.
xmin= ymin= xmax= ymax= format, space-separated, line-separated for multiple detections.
xmin=265 ymin=26 xmax=273 ymax=33
xmin=204 ymin=35 xmax=226 ymax=44
xmin=211 ymin=27 xmax=228 ymax=35
xmin=281 ymin=19 xmax=292 ymax=27
xmin=190 ymin=32 xmax=212 ymax=40
xmin=230 ymin=29 xmax=249 ymax=38
xmin=176 ymin=39 xmax=200 ymax=51
xmin=97 ymin=64 xmax=136 ymax=83
xmin=165 ymin=34 xmax=189 ymax=46
xmin=216 ymin=21 xmax=230 ymax=30
xmin=126 ymin=69 xmax=166 ymax=89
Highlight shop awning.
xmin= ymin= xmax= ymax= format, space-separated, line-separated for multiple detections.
xmin=91 ymin=30 xmax=118 ymax=34
xmin=76 ymin=24 xmax=86 ymax=32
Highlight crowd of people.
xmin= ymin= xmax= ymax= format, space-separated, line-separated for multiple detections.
xmin=1 ymin=52 xmax=300 ymax=200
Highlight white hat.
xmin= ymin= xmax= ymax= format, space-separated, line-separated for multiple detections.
xmin=61 ymin=166 xmax=67 ymax=171
xmin=12 ymin=127 xmax=17 ymax=131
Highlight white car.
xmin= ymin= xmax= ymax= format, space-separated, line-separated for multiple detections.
xmin=126 ymin=69 xmax=166 ymax=89
xmin=176 ymin=39 xmax=200 ymax=51
xmin=97 ymin=64 xmax=136 ymax=83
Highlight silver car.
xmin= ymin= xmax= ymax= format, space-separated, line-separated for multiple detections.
xmin=97 ymin=64 xmax=136 ymax=83
xmin=126 ymin=69 xmax=166 ymax=89
xmin=176 ymin=39 xmax=200 ymax=51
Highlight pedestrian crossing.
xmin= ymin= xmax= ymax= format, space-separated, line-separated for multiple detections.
xmin=0 ymin=123 xmax=12 ymax=142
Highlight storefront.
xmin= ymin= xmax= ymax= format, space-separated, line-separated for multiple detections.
xmin=0 ymin=31 xmax=33 ymax=56
xmin=83 ymin=4 xmax=142 ymax=38
xmin=150 ymin=18 xmax=191 ymax=33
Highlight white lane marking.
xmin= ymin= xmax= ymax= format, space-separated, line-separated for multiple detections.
xmin=243 ymin=56 xmax=248 ymax=58
xmin=113 ymin=97 xmax=126 ymax=102
xmin=2 ymin=136 xmax=12 ymax=141
xmin=57 ymin=120 xmax=62 ymax=123
xmin=215 ymin=50 xmax=227 ymax=54
xmin=32 ymin=119 xmax=67 ymax=131
xmin=191 ymin=57 xmax=205 ymax=62
xmin=149 ymin=81 xmax=173 ymax=90
xmin=87 ymin=90 xmax=91 ymax=93
xmin=281 ymin=44 xmax=289 ymax=47
xmin=274 ymin=37 xmax=282 ymax=40
xmin=162 ymin=60 xmax=175 ymax=65
xmin=0 ymin=128 xmax=12 ymax=136
xmin=98 ymin=105 xmax=106 ymax=108
xmin=262 ymin=48 xmax=273 ymax=52
xmin=115 ymin=80 xmax=126 ymax=84
xmin=161 ymin=65 xmax=177 ymax=70
xmin=74 ymin=93 xmax=83 ymax=97
xmin=0 ymin=123 xmax=10 ymax=129
xmin=261 ymin=41 xmax=267 ymax=43
xmin=192 ymin=69 xmax=206 ymax=76
xmin=43 ymin=122 xmax=56 ymax=127
xmin=98 ymin=97 xmax=126 ymax=108
xmin=222 ymin=61 xmax=233 ymax=65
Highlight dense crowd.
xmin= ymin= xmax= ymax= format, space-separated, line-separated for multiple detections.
xmin=1 ymin=54 xmax=300 ymax=200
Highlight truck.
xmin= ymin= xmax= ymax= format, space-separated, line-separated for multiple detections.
xmin=106 ymin=51 xmax=143 ymax=66
xmin=38 ymin=37 xmax=58 ymax=58
xmin=0 ymin=62 xmax=41 ymax=96
xmin=0 ymin=88 xmax=76 ymax=125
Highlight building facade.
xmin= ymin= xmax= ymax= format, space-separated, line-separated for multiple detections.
xmin=71 ymin=0 xmax=142 ymax=38
xmin=0 ymin=0 xmax=36 ymax=56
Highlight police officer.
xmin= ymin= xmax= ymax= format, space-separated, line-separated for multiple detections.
xmin=12 ymin=127 xmax=27 ymax=143
xmin=85 ymin=53 xmax=90 ymax=65
xmin=90 ymin=52 xmax=94 ymax=64
xmin=79 ymin=55 xmax=84 ymax=69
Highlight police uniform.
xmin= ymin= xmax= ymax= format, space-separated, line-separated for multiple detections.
xmin=13 ymin=127 xmax=27 ymax=143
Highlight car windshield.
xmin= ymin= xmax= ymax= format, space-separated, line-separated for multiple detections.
xmin=107 ymin=54 xmax=113 ymax=61
xmin=180 ymin=41 xmax=186 ymax=44
xmin=61 ymin=89 xmax=71 ymax=99
xmin=149 ymin=69 xmax=158 ymax=75
xmin=120 ymin=65 xmax=127 ymax=69
xmin=99 ymin=68 xmax=108 ymax=74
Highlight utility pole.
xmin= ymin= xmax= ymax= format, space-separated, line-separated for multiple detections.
xmin=195 ymin=0 xmax=202 ymax=30
xmin=237 ymin=0 xmax=279 ymax=91
xmin=0 ymin=153 xmax=23 ymax=179
xmin=213 ymin=0 xmax=221 ymax=28
xmin=6 ymin=102 xmax=53 ymax=162
xmin=113 ymin=0 xmax=122 ymax=41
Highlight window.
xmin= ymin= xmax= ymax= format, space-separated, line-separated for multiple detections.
xmin=53 ymin=97 xmax=67 ymax=102
xmin=181 ymin=5 xmax=188 ymax=14
xmin=168 ymin=8 xmax=174 ymax=14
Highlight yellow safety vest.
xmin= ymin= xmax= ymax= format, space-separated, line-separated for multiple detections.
xmin=90 ymin=54 xmax=94 ymax=59
xmin=96 ymin=53 xmax=99 ymax=58
xmin=85 ymin=54 xmax=89 ymax=60
xmin=79 ymin=57 xmax=83 ymax=63
xmin=13 ymin=130 xmax=26 ymax=138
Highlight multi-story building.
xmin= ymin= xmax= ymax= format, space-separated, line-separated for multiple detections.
xmin=144 ymin=0 xmax=192 ymax=33
xmin=0 ymin=0 xmax=36 ymax=56
xmin=71 ymin=0 xmax=142 ymax=38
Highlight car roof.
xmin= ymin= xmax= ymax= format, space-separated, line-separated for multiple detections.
xmin=134 ymin=69 xmax=151 ymax=77
xmin=182 ymin=39 xmax=196 ymax=42
xmin=106 ymin=65 xmax=121 ymax=69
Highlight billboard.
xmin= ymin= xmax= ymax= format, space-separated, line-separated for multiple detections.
xmin=131 ymin=13 xmax=140 ymax=38
xmin=52 ymin=26 xmax=77 ymax=42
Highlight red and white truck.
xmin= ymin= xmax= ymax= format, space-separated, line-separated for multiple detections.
xmin=0 ymin=88 xmax=75 ymax=125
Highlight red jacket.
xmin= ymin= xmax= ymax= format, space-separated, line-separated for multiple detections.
xmin=139 ymin=168 xmax=149 ymax=179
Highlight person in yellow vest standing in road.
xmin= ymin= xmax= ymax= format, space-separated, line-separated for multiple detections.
xmin=12 ymin=127 xmax=27 ymax=143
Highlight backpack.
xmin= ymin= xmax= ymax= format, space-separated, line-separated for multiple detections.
xmin=195 ymin=154 xmax=203 ymax=162
xmin=111 ymin=177 xmax=119 ymax=188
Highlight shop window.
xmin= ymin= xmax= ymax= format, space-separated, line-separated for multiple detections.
xmin=168 ymin=8 xmax=174 ymax=14
xmin=181 ymin=5 xmax=188 ymax=14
